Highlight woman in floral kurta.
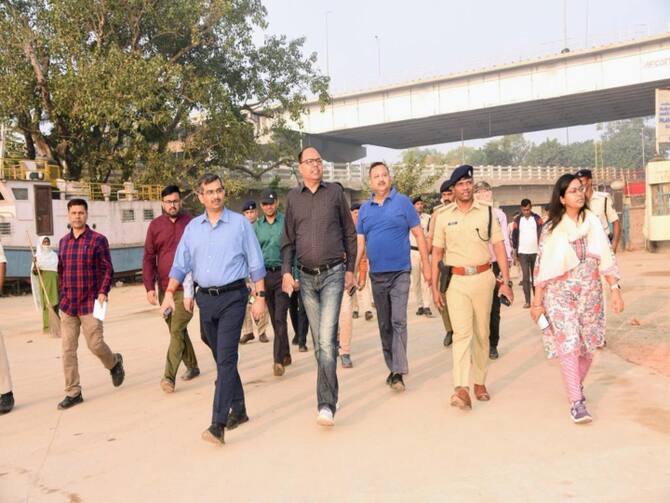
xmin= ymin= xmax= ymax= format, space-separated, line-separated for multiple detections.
xmin=534 ymin=228 xmax=617 ymax=360
xmin=531 ymin=174 xmax=624 ymax=424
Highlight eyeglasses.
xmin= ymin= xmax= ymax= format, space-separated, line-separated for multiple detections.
xmin=200 ymin=188 xmax=224 ymax=197
xmin=566 ymin=186 xmax=586 ymax=195
xmin=162 ymin=199 xmax=180 ymax=206
xmin=301 ymin=157 xmax=323 ymax=166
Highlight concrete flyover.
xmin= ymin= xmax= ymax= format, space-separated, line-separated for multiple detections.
xmin=287 ymin=33 xmax=670 ymax=160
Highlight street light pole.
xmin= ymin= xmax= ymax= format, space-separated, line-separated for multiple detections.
xmin=325 ymin=11 xmax=332 ymax=77
xmin=374 ymin=35 xmax=381 ymax=77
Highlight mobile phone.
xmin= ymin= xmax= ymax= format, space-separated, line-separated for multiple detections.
xmin=348 ymin=285 xmax=357 ymax=297
xmin=499 ymin=294 xmax=511 ymax=307
xmin=163 ymin=307 xmax=173 ymax=319
xmin=537 ymin=313 xmax=550 ymax=330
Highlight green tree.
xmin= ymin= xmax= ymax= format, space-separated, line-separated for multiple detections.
xmin=599 ymin=118 xmax=655 ymax=168
xmin=0 ymin=0 xmax=328 ymax=187
xmin=524 ymin=138 xmax=567 ymax=166
xmin=480 ymin=134 xmax=530 ymax=166
xmin=393 ymin=148 xmax=442 ymax=197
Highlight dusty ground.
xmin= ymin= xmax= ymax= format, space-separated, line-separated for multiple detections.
xmin=1 ymin=250 xmax=669 ymax=502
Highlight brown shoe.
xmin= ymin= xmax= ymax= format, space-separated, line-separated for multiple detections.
xmin=450 ymin=387 xmax=472 ymax=409
xmin=259 ymin=333 xmax=269 ymax=343
xmin=160 ymin=378 xmax=175 ymax=394
xmin=240 ymin=333 xmax=254 ymax=344
xmin=273 ymin=363 xmax=285 ymax=376
xmin=282 ymin=355 xmax=292 ymax=366
xmin=474 ymin=384 xmax=490 ymax=401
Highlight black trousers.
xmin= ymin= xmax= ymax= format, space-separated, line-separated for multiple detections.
xmin=289 ymin=290 xmax=309 ymax=346
xmin=266 ymin=269 xmax=291 ymax=363
xmin=519 ymin=253 xmax=537 ymax=304
xmin=489 ymin=262 xmax=501 ymax=350
xmin=196 ymin=285 xmax=247 ymax=426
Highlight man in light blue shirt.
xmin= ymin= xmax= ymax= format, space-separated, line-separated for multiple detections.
xmin=161 ymin=173 xmax=266 ymax=445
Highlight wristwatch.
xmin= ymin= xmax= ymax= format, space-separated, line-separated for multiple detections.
xmin=610 ymin=283 xmax=622 ymax=291
xmin=255 ymin=290 xmax=266 ymax=298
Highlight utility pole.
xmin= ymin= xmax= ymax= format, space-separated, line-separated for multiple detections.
xmin=562 ymin=0 xmax=568 ymax=52
xmin=374 ymin=35 xmax=381 ymax=77
xmin=325 ymin=11 xmax=332 ymax=77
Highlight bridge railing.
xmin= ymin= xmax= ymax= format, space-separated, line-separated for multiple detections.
xmin=252 ymin=162 xmax=644 ymax=189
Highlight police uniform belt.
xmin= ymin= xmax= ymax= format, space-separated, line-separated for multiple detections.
xmin=198 ymin=279 xmax=247 ymax=296
xmin=298 ymin=259 xmax=344 ymax=275
xmin=450 ymin=263 xmax=491 ymax=276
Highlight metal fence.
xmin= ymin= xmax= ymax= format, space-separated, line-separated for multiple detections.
xmin=253 ymin=162 xmax=644 ymax=189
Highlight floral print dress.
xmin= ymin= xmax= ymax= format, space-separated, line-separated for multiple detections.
xmin=534 ymin=226 xmax=619 ymax=360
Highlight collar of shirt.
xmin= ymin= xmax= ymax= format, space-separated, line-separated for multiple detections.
xmin=300 ymin=180 xmax=327 ymax=193
xmin=450 ymin=199 xmax=485 ymax=214
xmin=68 ymin=225 xmax=92 ymax=241
xmin=196 ymin=208 xmax=230 ymax=227
xmin=257 ymin=212 xmax=284 ymax=225
xmin=369 ymin=187 xmax=397 ymax=206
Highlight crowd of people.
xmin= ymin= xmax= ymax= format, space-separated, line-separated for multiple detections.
xmin=0 ymin=148 xmax=624 ymax=442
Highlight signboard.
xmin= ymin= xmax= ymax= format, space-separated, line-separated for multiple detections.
xmin=655 ymin=88 xmax=670 ymax=154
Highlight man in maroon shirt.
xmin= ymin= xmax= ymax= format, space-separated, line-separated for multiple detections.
xmin=57 ymin=199 xmax=125 ymax=410
xmin=143 ymin=185 xmax=199 ymax=393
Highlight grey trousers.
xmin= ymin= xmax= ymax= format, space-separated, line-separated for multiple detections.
xmin=369 ymin=271 xmax=411 ymax=375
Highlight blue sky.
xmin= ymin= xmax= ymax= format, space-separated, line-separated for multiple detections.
xmin=263 ymin=0 xmax=670 ymax=161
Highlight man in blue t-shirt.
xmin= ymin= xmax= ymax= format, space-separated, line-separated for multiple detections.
xmin=355 ymin=162 xmax=432 ymax=391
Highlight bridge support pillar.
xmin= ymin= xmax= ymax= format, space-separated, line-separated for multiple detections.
xmin=302 ymin=134 xmax=367 ymax=163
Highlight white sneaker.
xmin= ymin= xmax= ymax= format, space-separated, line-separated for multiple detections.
xmin=316 ymin=407 xmax=335 ymax=426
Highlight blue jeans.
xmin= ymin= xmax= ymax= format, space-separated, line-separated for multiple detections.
xmin=299 ymin=264 xmax=344 ymax=415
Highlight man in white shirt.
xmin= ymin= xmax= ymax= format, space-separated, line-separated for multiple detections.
xmin=410 ymin=196 xmax=433 ymax=317
xmin=511 ymin=199 xmax=543 ymax=308
xmin=0 ymin=241 xmax=14 ymax=414
xmin=576 ymin=169 xmax=621 ymax=252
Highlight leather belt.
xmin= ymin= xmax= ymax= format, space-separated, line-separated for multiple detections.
xmin=298 ymin=259 xmax=344 ymax=275
xmin=450 ymin=263 xmax=491 ymax=276
xmin=265 ymin=266 xmax=281 ymax=273
xmin=410 ymin=246 xmax=419 ymax=251
xmin=198 ymin=279 xmax=247 ymax=296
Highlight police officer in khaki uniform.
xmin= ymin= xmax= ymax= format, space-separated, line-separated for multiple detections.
xmin=427 ymin=180 xmax=454 ymax=346
xmin=431 ymin=165 xmax=514 ymax=410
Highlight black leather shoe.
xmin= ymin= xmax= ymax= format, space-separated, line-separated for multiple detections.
xmin=352 ymin=311 xmax=359 ymax=319
xmin=443 ymin=331 xmax=453 ymax=347
xmin=226 ymin=409 xmax=249 ymax=430
xmin=299 ymin=344 xmax=308 ymax=352
xmin=291 ymin=335 xmax=299 ymax=345
xmin=0 ymin=391 xmax=15 ymax=414
xmin=202 ymin=423 xmax=225 ymax=445
xmin=416 ymin=307 xmax=425 ymax=316
xmin=58 ymin=393 xmax=83 ymax=410
xmin=390 ymin=373 xmax=406 ymax=392
xmin=365 ymin=311 xmax=374 ymax=321
xmin=181 ymin=367 xmax=200 ymax=381
xmin=489 ymin=347 xmax=499 ymax=360
xmin=110 ymin=353 xmax=125 ymax=387
xmin=424 ymin=307 xmax=433 ymax=317
xmin=386 ymin=372 xmax=393 ymax=386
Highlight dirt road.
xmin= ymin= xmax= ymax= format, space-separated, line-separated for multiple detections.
xmin=1 ymin=251 xmax=669 ymax=502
